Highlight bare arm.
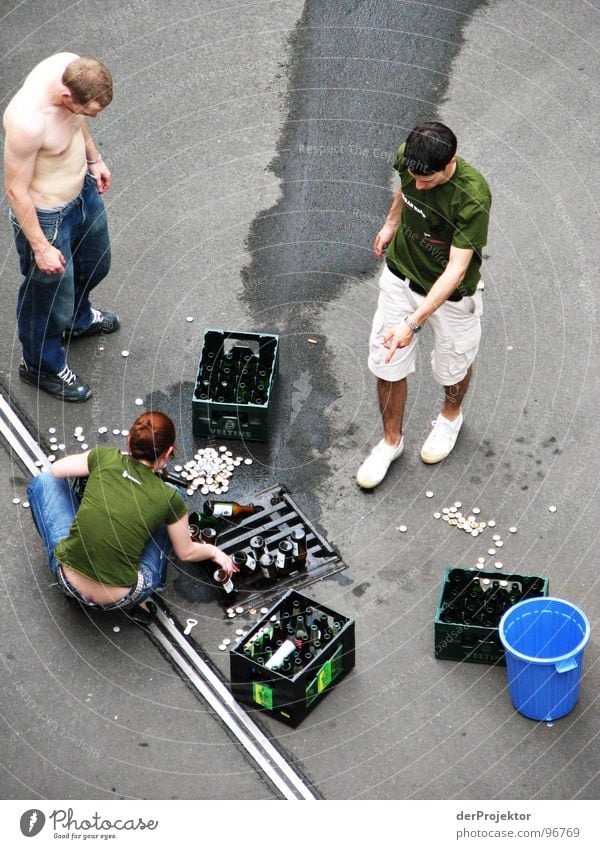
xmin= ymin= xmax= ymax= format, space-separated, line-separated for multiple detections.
xmin=383 ymin=245 xmax=474 ymax=362
xmin=373 ymin=185 xmax=403 ymax=257
xmin=410 ymin=246 xmax=474 ymax=324
xmin=4 ymin=116 xmax=66 ymax=273
xmin=82 ymin=121 xmax=110 ymax=194
xmin=51 ymin=451 xmax=91 ymax=479
xmin=167 ymin=515 xmax=238 ymax=577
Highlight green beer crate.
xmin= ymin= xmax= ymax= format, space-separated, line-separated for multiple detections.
xmin=192 ymin=328 xmax=279 ymax=441
xmin=434 ymin=566 xmax=549 ymax=665
xmin=230 ymin=589 xmax=355 ymax=727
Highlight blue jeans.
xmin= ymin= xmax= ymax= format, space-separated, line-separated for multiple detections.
xmin=11 ymin=172 xmax=111 ymax=375
xmin=27 ymin=473 xmax=171 ymax=607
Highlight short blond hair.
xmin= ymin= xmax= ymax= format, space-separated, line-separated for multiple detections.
xmin=62 ymin=57 xmax=113 ymax=108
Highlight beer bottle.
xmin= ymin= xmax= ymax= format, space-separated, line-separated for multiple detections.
xmin=449 ymin=568 xmax=468 ymax=588
xmin=495 ymin=580 xmax=510 ymax=612
xmin=318 ymin=612 xmax=331 ymax=639
xmin=240 ymin=358 xmax=256 ymax=380
xmin=259 ymin=552 xmax=277 ymax=582
xmin=272 ymin=620 xmax=284 ymax=644
xmin=157 ymin=467 xmax=185 ymax=487
xmin=290 ymin=528 xmax=308 ymax=568
xmin=264 ymin=638 xmax=296 ymax=670
xmin=188 ymin=510 xmax=225 ymax=532
xmin=204 ymin=500 xmax=260 ymax=518
xmin=232 ymin=550 xmax=257 ymax=576
xmin=469 ymin=576 xmax=484 ymax=597
xmin=201 ymin=527 xmax=218 ymax=544
xmin=236 ymin=383 xmax=250 ymax=404
xmin=508 ymin=582 xmax=521 ymax=607
xmin=276 ymin=539 xmax=294 ymax=576
xmin=249 ymin=535 xmax=266 ymax=562
xmin=213 ymin=567 xmax=236 ymax=598
xmin=295 ymin=629 xmax=308 ymax=650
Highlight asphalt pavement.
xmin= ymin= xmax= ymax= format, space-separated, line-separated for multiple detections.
xmin=0 ymin=0 xmax=598 ymax=806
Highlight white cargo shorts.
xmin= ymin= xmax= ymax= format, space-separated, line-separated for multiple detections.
xmin=368 ymin=265 xmax=483 ymax=386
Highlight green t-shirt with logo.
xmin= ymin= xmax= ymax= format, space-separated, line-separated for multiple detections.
xmin=55 ymin=447 xmax=187 ymax=586
xmin=385 ymin=143 xmax=492 ymax=296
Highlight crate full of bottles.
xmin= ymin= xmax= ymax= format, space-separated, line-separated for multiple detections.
xmin=192 ymin=328 xmax=279 ymax=441
xmin=434 ymin=567 xmax=549 ymax=665
xmin=230 ymin=589 xmax=355 ymax=727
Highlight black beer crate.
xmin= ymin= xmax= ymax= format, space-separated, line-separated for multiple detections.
xmin=434 ymin=566 xmax=549 ymax=665
xmin=230 ymin=589 xmax=355 ymax=727
xmin=192 ymin=328 xmax=279 ymax=441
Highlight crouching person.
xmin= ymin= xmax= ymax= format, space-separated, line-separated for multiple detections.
xmin=27 ymin=410 xmax=236 ymax=622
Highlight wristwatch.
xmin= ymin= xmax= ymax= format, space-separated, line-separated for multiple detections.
xmin=404 ymin=316 xmax=422 ymax=334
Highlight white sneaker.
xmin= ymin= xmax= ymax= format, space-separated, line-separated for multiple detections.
xmin=356 ymin=438 xmax=404 ymax=489
xmin=420 ymin=412 xmax=464 ymax=464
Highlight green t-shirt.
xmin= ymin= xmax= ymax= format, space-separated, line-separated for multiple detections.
xmin=55 ymin=447 xmax=188 ymax=586
xmin=385 ymin=144 xmax=492 ymax=296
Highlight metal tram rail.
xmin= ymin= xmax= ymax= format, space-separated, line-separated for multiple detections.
xmin=0 ymin=392 xmax=318 ymax=801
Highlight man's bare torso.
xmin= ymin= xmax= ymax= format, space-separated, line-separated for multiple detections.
xmin=4 ymin=53 xmax=87 ymax=208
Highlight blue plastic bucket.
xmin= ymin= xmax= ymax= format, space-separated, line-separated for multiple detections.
xmin=499 ymin=597 xmax=591 ymax=721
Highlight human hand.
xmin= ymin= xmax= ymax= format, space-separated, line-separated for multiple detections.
xmin=90 ymin=160 xmax=111 ymax=193
xmin=34 ymin=243 xmax=65 ymax=274
xmin=383 ymin=322 xmax=414 ymax=363
xmin=373 ymin=222 xmax=396 ymax=258
xmin=213 ymin=548 xmax=239 ymax=579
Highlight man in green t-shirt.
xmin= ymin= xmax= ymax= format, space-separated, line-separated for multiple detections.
xmin=357 ymin=122 xmax=492 ymax=489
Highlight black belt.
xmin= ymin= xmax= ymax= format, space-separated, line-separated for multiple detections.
xmin=386 ymin=262 xmax=464 ymax=302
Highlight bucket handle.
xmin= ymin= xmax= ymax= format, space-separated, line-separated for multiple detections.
xmin=555 ymin=657 xmax=578 ymax=674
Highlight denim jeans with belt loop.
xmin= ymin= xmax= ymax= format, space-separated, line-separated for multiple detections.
xmin=27 ymin=473 xmax=172 ymax=608
xmin=11 ymin=171 xmax=111 ymax=376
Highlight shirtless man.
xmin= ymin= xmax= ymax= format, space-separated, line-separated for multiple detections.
xmin=4 ymin=53 xmax=119 ymax=402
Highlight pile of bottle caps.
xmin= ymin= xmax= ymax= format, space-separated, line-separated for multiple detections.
xmin=433 ymin=501 xmax=501 ymax=536
xmin=171 ymin=446 xmax=253 ymax=496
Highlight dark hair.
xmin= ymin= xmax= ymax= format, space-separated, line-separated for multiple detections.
xmin=62 ymin=58 xmax=113 ymax=108
xmin=129 ymin=411 xmax=176 ymax=463
xmin=402 ymin=122 xmax=457 ymax=175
